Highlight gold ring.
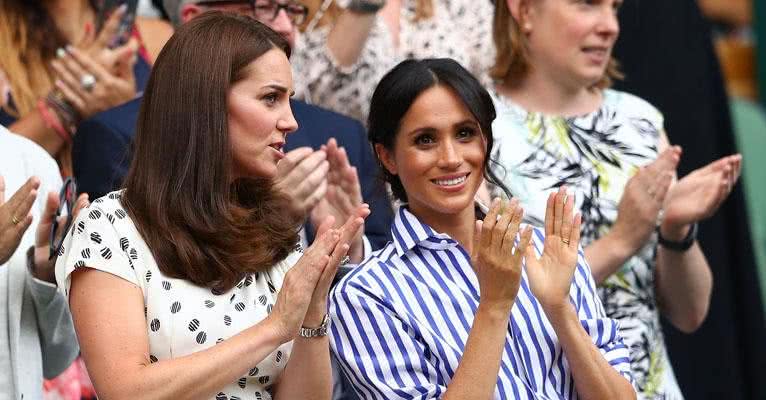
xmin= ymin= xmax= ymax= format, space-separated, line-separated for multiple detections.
xmin=11 ymin=215 xmax=20 ymax=225
xmin=562 ymin=238 xmax=570 ymax=245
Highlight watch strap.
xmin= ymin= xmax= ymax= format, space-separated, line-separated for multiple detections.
xmin=299 ymin=314 xmax=330 ymax=338
xmin=657 ymin=222 xmax=698 ymax=252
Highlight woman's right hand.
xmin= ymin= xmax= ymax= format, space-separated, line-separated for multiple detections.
xmin=267 ymin=225 xmax=343 ymax=343
xmin=610 ymin=146 xmax=680 ymax=254
xmin=0 ymin=176 xmax=39 ymax=265
xmin=471 ymin=198 xmax=533 ymax=311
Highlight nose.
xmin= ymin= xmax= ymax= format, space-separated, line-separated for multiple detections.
xmin=270 ymin=9 xmax=294 ymax=37
xmin=597 ymin=6 xmax=620 ymax=38
xmin=278 ymin=105 xmax=299 ymax=134
xmin=437 ymin=139 xmax=462 ymax=169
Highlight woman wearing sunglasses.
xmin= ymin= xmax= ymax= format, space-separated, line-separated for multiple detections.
xmin=0 ymin=124 xmax=88 ymax=399
xmin=56 ymin=13 xmax=367 ymax=400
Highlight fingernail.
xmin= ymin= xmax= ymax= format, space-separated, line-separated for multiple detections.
xmin=56 ymin=48 xmax=66 ymax=58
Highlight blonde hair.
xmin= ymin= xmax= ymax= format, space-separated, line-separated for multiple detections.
xmin=490 ymin=0 xmax=622 ymax=89
xmin=301 ymin=0 xmax=434 ymax=31
xmin=0 ymin=2 xmax=71 ymax=118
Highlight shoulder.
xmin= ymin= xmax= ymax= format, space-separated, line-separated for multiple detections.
xmin=78 ymin=98 xmax=142 ymax=140
xmin=291 ymin=99 xmax=364 ymax=132
xmin=603 ymin=89 xmax=663 ymax=124
xmin=0 ymin=128 xmax=60 ymax=184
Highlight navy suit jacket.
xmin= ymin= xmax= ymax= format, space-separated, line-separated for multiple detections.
xmin=72 ymin=98 xmax=393 ymax=249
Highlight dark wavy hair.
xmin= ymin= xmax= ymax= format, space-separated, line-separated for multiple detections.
xmin=367 ymin=58 xmax=511 ymax=202
xmin=122 ymin=12 xmax=301 ymax=292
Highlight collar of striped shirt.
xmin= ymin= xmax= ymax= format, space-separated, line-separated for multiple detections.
xmin=390 ymin=206 xmax=461 ymax=257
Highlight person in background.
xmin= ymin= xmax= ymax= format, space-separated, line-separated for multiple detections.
xmin=487 ymin=0 xmax=741 ymax=398
xmin=0 ymin=1 xmax=145 ymax=176
xmin=0 ymin=124 xmax=89 ymax=399
xmin=73 ymin=0 xmax=393 ymax=255
xmin=292 ymin=0 xmax=495 ymax=122
xmin=330 ymin=58 xmax=636 ymax=400
xmin=57 ymin=13 xmax=368 ymax=400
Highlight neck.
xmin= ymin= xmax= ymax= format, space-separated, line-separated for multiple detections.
xmin=46 ymin=0 xmax=94 ymax=44
xmin=408 ymin=201 xmax=477 ymax=254
xmin=496 ymin=66 xmax=602 ymax=117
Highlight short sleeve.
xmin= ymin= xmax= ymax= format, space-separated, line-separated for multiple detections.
xmin=55 ymin=203 xmax=140 ymax=297
xmin=329 ymin=281 xmax=445 ymax=400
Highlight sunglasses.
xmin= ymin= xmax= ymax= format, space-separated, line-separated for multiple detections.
xmin=49 ymin=177 xmax=77 ymax=260
xmin=197 ymin=0 xmax=309 ymax=25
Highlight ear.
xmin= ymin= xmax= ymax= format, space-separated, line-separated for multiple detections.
xmin=374 ymin=143 xmax=398 ymax=176
xmin=508 ymin=0 xmax=533 ymax=33
xmin=180 ymin=4 xmax=204 ymax=24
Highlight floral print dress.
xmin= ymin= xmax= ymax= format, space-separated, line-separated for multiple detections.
xmin=488 ymin=89 xmax=684 ymax=400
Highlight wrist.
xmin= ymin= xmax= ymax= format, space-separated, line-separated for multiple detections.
xmin=477 ymin=299 xmax=514 ymax=321
xmin=605 ymin=230 xmax=636 ymax=262
xmin=30 ymin=246 xmax=56 ymax=284
xmin=541 ymin=301 xmax=576 ymax=324
xmin=659 ymin=221 xmax=691 ymax=242
xmin=304 ymin=303 xmax=328 ymax=326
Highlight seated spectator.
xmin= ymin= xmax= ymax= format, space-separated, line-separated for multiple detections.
xmin=57 ymin=13 xmax=368 ymax=400
xmin=293 ymin=0 xmax=494 ymax=122
xmin=0 ymin=124 xmax=88 ymax=399
xmin=487 ymin=0 xmax=741 ymax=397
xmin=73 ymin=0 xmax=393 ymax=252
xmin=330 ymin=58 xmax=636 ymax=399
xmin=0 ymin=1 xmax=147 ymax=176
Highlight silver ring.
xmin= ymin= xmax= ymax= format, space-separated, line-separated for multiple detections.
xmin=340 ymin=255 xmax=350 ymax=265
xmin=80 ymin=74 xmax=96 ymax=92
xmin=656 ymin=208 xmax=665 ymax=227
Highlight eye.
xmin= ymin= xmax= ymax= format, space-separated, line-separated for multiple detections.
xmin=456 ymin=126 xmax=477 ymax=140
xmin=414 ymin=133 xmax=435 ymax=146
xmin=262 ymin=92 xmax=279 ymax=106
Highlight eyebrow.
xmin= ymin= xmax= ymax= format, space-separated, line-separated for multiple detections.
xmin=405 ymin=118 xmax=479 ymax=136
xmin=265 ymin=83 xmax=295 ymax=97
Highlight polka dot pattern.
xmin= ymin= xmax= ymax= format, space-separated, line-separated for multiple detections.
xmin=56 ymin=191 xmax=299 ymax=399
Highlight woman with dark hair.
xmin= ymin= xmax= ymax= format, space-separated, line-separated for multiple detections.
xmin=329 ymin=58 xmax=635 ymax=399
xmin=488 ymin=1 xmax=741 ymax=398
xmin=55 ymin=12 xmax=367 ymax=400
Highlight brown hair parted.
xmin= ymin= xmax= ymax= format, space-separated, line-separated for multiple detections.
xmin=490 ymin=0 xmax=622 ymax=89
xmin=122 ymin=11 xmax=301 ymax=292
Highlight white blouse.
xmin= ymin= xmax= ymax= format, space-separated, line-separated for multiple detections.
xmin=56 ymin=191 xmax=300 ymax=400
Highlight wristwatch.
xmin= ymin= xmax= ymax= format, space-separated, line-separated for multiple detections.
xmin=657 ymin=222 xmax=698 ymax=252
xmin=299 ymin=314 xmax=330 ymax=338
xmin=337 ymin=0 xmax=386 ymax=14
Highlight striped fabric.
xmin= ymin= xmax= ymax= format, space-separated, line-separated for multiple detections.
xmin=329 ymin=206 xmax=634 ymax=400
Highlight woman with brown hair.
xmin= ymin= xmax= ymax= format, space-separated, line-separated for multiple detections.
xmin=56 ymin=12 xmax=367 ymax=400
xmin=487 ymin=0 xmax=741 ymax=398
xmin=291 ymin=0 xmax=494 ymax=122
xmin=0 ymin=0 xmax=157 ymax=176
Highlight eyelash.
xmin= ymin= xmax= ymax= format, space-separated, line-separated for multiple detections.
xmin=413 ymin=128 xmax=478 ymax=146
xmin=262 ymin=92 xmax=279 ymax=106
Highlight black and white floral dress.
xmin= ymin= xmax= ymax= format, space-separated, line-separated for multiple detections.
xmin=55 ymin=191 xmax=298 ymax=400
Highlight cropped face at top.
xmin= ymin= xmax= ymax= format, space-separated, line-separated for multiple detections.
xmin=376 ymin=85 xmax=487 ymax=220
xmin=518 ymin=0 xmax=621 ymax=89
xmin=228 ymin=48 xmax=298 ymax=179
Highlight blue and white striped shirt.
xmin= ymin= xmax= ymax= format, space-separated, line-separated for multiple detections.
xmin=329 ymin=206 xmax=633 ymax=400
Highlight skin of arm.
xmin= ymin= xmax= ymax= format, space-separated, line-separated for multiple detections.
xmin=325 ymin=11 xmax=377 ymax=68
xmin=70 ymin=269 xmax=289 ymax=400
xmin=9 ymin=113 xmax=67 ymax=156
xmin=544 ymin=303 xmax=636 ymax=400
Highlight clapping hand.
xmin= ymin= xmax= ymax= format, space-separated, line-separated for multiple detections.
xmin=274 ymin=147 xmax=329 ymax=218
xmin=0 ymin=176 xmax=39 ymax=265
xmin=611 ymin=146 xmax=680 ymax=254
xmin=310 ymin=138 xmax=366 ymax=263
xmin=524 ymin=187 xmax=582 ymax=312
xmin=660 ymin=154 xmax=742 ymax=239
xmin=472 ymin=198 xmax=533 ymax=310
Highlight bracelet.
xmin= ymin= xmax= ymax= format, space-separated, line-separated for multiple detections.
xmin=299 ymin=314 xmax=330 ymax=338
xmin=46 ymin=91 xmax=80 ymax=138
xmin=37 ymin=99 xmax=71 ymax=142
xmin=345 ymin=0 xmax=385 ymax=14
xmin=656 ymin=222 xmax=698 ymax=252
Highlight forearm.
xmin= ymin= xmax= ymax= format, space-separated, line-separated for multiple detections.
xmin=326 ymin=11 xmax=376 ymax=68
xmin=86 ymin=318 xmax=285 ymax=400
xmin=545 ymin=305 xmax=635 ymax=400
xmin=9 ymin=109 xmax=67 ymax=155
xmin=273 ymin=336 xmax=332 ymax=400
xmin=442 ymin=303 xmax=512 ymax=400
xmin=655 ymin=238 xmax=712 ymax=333
xmin=583 ymin=233 xmax=635 ymax=284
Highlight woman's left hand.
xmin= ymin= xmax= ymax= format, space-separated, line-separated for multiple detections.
xmin=310 ymin=138 xmax=367 ymax=263
xmin=32 ymin=191 xmax=89 ymax=283
xmin=660 ymin=154 xmax=742 ymax=238
xmin=525 ymin=187 xmax=582 ymax=311
xmin=304 ymin=205 xmax=370 ymax=324
xmin=51 ymin=45 xmax=137 ymax=120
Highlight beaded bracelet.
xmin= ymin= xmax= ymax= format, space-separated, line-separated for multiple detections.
xmin=37 ymin=99 xmax=70 ymax=142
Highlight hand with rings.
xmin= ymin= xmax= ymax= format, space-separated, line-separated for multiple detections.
xmin=610 ymin=146 xmax=680 ymax=254
xmin=50 ymin=44 xmax=137 ymax=121
xmin=0 ymin=175 xmax=40 ymax=265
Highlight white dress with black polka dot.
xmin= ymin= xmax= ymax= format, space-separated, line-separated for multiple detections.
xmin=55 ymin=191 xmax=298 ymax=400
